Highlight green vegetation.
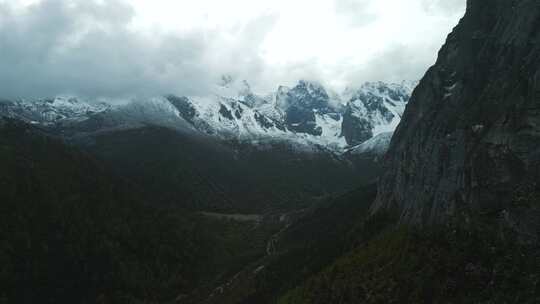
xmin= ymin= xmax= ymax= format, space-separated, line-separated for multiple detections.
xmin=195 ymin=185 xmax=383 ymax=304
xmin=79 ymin=126 xmax=378 ymax=214
xmin=278 ymin=224 xmax=540 ymax=304
xmin=0 ymin=120 xmax=278 ymax=303
xmin=1 ymin=119 xmax=538 ymax=304
xmin=199 ymin=193 xmax=540 ymax=304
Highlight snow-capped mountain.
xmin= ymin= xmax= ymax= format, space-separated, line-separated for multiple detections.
xmin=0 ymin=78 xmax=415 ymax=154
xmin=0 ymin=96 xmax=110 ymax=125
xmin=162 ymin=78 xmax=415 ymax=153
xmin=164 ymin=78 xmax=414 ymax=153
xmin=341 ymin=81 xmax=412 ymax=146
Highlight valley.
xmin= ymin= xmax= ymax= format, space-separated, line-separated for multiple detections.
xmin=1 ymin=0 xmax=540 ymax=303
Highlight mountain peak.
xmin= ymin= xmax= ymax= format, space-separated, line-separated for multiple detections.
xmin=0 ymin=79 xmax=416 ymax=154
xmin=296 ymin=80 xmax=327 ymax=96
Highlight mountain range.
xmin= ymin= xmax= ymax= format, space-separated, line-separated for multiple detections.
xmin=3 ymin=0 xmax=539 ymax=303
xmin=0 ymin=79 xmax=415 ymax=155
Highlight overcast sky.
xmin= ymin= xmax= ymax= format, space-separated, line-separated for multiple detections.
xmin=0 ymin=0 xmax=465 ymax=98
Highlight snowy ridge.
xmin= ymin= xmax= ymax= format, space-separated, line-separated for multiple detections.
xmin=0 ymin=78 xmax=415 ymax=154
xmin=177 ymin=78 xmax=414 ymax=153
xmin=114 ymin=97 xmax=195 ymax=132
xmin=347 ymin=132 xmax=393 ymax=155
xmin=344 ymin=81 xmax=410 ymax=137
xmin=0 ymin=96 xmax=110 ymax=125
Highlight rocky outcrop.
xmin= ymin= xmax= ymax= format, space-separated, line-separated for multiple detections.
xmin=282 ymin=80 xmax=337 ymax=136
xmin=373 ymin=0 xmax=540 ymax=236
xmin=341 ymin=104 xmax=374 ymax=145
xmin=341 ymin=82 xmax=410 ymax=146
xmin=166 ymin=95 xmax=196 ymax=123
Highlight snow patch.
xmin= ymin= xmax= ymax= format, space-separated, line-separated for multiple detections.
xmin=349 ymin=132 xmax=393 ymax=155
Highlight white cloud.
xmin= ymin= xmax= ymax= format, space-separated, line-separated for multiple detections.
xmin=0 ymin=0 xmax=466 ymax=98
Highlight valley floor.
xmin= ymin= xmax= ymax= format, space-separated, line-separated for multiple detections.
xmin=200 ymin=212 xmax=262 ymax=222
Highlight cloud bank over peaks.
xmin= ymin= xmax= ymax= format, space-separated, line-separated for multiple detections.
xmin=0 ymin=0 xmax=466 ymax=99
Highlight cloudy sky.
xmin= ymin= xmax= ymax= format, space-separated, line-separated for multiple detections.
xmin=0 ymin=0 xmax=465 ymax=98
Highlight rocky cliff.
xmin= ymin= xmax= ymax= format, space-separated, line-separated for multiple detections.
xmin=373 ymin=0 xmax=540 ymax=237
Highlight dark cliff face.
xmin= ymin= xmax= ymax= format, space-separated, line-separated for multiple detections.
xmin=373 ymin=0 xmax=540 ymax=234
xmin=283 ymin=81 xmax=334 ymax=135
xmin=167 ymin=95 xmax=196 ymax=123
xmin=341 ymin=104 xmax=374 ymax=146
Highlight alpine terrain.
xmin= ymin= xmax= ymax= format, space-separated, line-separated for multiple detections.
xmin=2 ymin=0 xmax=539 ymax=303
